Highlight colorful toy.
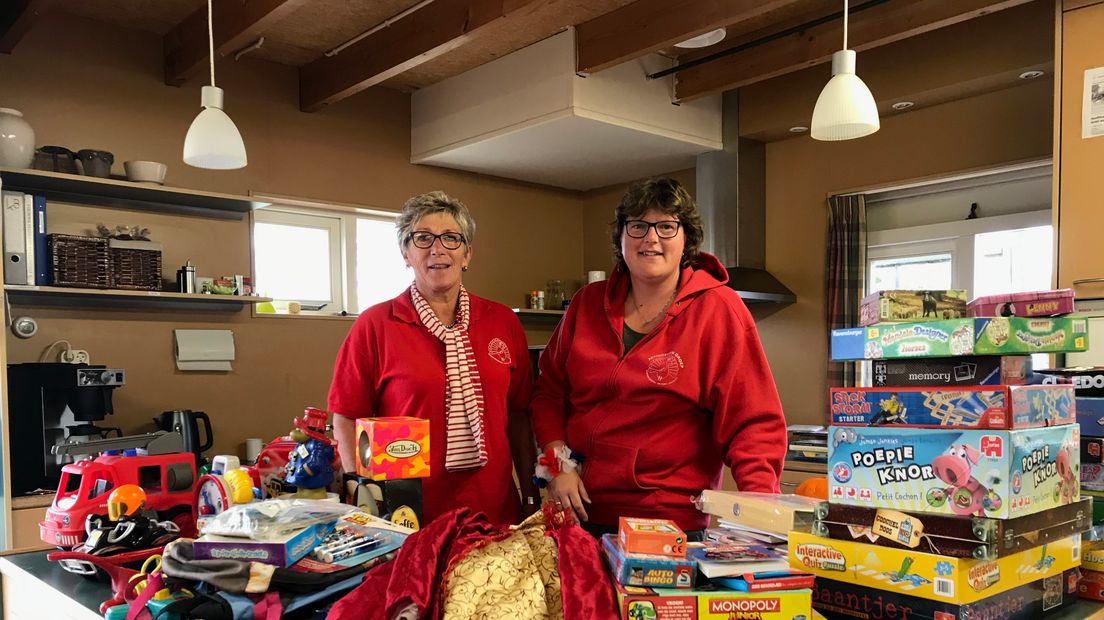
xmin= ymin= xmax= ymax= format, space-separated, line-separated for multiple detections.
xmin=284 ymin=408 xmax=336 ymax=499
xmin=354 ymin=416 xmax=430 ymax=480
xmin=828 ymin=425 xmax=1080 ymax=519
xmin=830 ymin=385 xmax=1075 ymax=429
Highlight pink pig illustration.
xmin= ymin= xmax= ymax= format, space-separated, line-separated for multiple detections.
xmin=932 ymin=444 xmax=990 ymax=517
xmin=1057 ymin=446 xmax=1076 ymax=504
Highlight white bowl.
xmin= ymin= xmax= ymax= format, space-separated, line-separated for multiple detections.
xmin=124 ymin=160 xmax=167 ymax=184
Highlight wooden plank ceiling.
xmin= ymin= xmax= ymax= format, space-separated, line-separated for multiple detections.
xmin=10 ymin=0 xmax=1040 ymax=113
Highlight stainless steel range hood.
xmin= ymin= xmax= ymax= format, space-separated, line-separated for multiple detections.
xmin=696 ymin=91 xmax=796 ymax=305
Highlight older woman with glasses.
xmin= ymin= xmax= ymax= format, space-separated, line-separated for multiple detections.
xmin=328 ymin=191 xmax=540 ymax=527
xmin=530 ymin=177 xmax=787 ymax=539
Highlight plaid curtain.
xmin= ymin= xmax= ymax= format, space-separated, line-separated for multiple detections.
xmin=826 ymin=194 xmax=867 ymax=389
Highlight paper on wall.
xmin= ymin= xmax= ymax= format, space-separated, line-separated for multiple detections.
xmin=1083 ymin=66 xmax=1104 ymax=139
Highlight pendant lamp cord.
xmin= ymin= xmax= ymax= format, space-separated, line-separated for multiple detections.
xmin=839 ymin=0 xmax=847 ymax=50
xmin=207 ymin=0 xmax=216 ymax=88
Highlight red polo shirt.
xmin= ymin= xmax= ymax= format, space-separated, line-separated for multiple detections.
xmin=328 ymin=288 xmax=532 ymax=526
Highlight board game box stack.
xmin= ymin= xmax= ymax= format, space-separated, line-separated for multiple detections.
xmin=812 ymin=289 xmax=1088 ymax=618
xmin=608 ymin=497 xmax=818 ymax=619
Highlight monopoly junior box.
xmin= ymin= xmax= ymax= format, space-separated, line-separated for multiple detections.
xmin=828 ymin=425 xmax=1080 ymax=519
xmin=830 ymin=317 xmax=1089 ymax=361
xmin=859 ymin=290 xmax=968 ymax=327
xmin=810 ymin=569 xmax=1079 ymax=620
xmin=870 ymin=356 xmax=1032 ymax=387
xmin=614 ymin=581 xmax=812 ymax=620
xmin=788 ymin=530 xmax=1081 ymax=605
xmin=829 ymin=385 xmax=1075 ymax=429
xmin=354 ymin=416 xmax=430 ymax=480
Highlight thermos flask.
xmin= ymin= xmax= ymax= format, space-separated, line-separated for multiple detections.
xmin=177 ymin=260 xmax=197 ymax=293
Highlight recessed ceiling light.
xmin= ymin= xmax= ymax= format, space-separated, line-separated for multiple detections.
xmin=891 ymin=101 xmax=914 ymax=111
xmin=789 ymin=126 xmax=809 ymax=133
xmin=1019 ymin=70 xmax=1045 ymax=80
xmin=675 ymin=28 xmax=727 ymax=49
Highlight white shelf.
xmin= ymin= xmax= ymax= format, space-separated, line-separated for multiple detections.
xmin=513 ymin=308 xmax=566 ymax=317
xmin=4 ymin=285 xmax=271 ymax=312
xmin=0 ymin=167 xmax=269 ymax=220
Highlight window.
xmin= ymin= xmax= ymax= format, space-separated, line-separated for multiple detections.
xmin=253 ymin=202 xmax=408 ymax=315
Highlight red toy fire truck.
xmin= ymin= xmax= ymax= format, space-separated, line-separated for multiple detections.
xmin=39 ymin=432 xmax=198 ymax=548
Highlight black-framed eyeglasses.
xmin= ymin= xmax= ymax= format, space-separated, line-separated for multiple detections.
xmin=624 ymin=220 xmax=681 ymax=239
xmin=408 ymin=231 xmax=466 ymax=249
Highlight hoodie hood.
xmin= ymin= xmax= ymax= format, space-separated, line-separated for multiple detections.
xmin=603 ymin=252 xmax=729 ymax=324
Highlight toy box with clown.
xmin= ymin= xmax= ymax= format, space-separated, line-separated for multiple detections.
xmin=788 ymin=530 xmax=1081 ymax=604
xmin=829 ymin=385 xmax=1075 ymax=429
xmin=827 ymin=425 xmax=1080 ymax=520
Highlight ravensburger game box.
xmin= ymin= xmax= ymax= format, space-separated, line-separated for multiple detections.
xmin=830 ymin=317 xmax=1088 ymax=360
xmin=870 ymin=355 xmax=1032 ymax=387
xmin=810 ymin=568 xmax=1079 ymax=620
xmin=827 ymin=425 xmax=1080 ymax=519
xmin=788 ymin=530 xmax=1080 ymax=604
xmin=828 ymin=385 xmax=1075 ymax=429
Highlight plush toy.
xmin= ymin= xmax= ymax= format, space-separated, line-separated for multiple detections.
xmin=285 ymin=408 xmax=336 ymax=499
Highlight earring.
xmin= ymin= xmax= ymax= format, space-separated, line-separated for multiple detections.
xmin=461 ymin=266 xmax=469 ymax=272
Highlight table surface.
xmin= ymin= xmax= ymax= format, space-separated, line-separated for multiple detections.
xmin=3 ymin=550 xmax=1104 ymax=618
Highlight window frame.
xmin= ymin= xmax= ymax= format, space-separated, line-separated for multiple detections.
xmin=249 ymin=194 xmax=401 ymax=317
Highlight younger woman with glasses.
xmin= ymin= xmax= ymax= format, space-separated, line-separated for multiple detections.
xmin=530 ymin=177 xmax=787 ymax=539
xmin=328 ymin=191 xmax=540 ymax=526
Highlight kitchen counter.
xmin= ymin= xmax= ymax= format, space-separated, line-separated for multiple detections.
xmin=3 ymin=549 xmax=1104 ymax=619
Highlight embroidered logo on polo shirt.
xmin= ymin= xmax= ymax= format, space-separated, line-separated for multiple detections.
xmin=488 ymin=338 xmax=512 ymax=365
xmin=646 ymin=351 xmax=684 ymax=385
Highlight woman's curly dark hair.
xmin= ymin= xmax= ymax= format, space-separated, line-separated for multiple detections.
xmin=610 ymin=177 xmax=704 ymax=272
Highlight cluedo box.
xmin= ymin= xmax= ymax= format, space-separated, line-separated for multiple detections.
xmin=788 ymin=530 xmax=1080 ymax=604
xmin=830 ymin=317 xmax=1089 ymax=361
xmin=614 ymin=581 xmax=812 ymax=620
xmin=827 ymin=425 xmax=1080 ymax=519
xmin=828 ymin=385 xmax=1075 ymax=429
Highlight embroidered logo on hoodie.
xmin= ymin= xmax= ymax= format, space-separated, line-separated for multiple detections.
xmin=488 ymin=338 xmax=512 ymax=365
xmin=646 ymin=352 xmax=684 ymax=385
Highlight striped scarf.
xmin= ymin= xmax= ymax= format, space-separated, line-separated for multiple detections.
xmin=410 ymin=284 xmax=488 ymax=472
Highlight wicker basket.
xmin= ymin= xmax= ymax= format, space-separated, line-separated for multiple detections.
xmin=48 ymin=234 xmax=110 ymax=289
xmin=108 ymin=239 xmax=163 ymax=291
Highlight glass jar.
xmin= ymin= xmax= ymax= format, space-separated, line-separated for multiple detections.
xmin=545 ymin=279 xmax=564 ymax=310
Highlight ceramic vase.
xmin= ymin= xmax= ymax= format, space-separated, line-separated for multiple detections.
xmin=0 ymin=108 xmax=35 ymax=168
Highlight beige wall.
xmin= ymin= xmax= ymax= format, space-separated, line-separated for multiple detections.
xmin=758 ymin=80 xmax=1053 ymax=426
xmin=1 ymin=14 xmax=584 ymax=457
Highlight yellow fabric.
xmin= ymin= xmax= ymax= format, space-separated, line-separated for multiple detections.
xmin=441 ymin=511 xmax=563 ymax=619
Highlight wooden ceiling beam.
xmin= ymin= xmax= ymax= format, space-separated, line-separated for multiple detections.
xmin=299 ymin=0 xmax=541 ymax=113
xmin=0 ymin=0 xmax=55 ymax=54
xmin=674 ymin=0 xmax=1034 ymax=103
xmin=575 ymin=0 xmax=819 ymax=75
xmin=164 ymin=0 xmax=307 ymax=87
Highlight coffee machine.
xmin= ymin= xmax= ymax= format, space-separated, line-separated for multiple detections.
xmin=7 ymin=363 xmax=125 ymax=496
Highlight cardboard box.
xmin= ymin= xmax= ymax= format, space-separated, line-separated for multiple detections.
xmin=860 ymin=290 xmax=968 ymax=326
xmin=829 ymin=385 xmax=1075 ymax=429
xmin=614 ymin=581 xmax=812 ymax=620
xmin=619 ymin=517 xmax=686 ymax=557
xmin=827 ymin=425 xmax=1081 ymax=519
xmin=1084 ymin=438 xmax=1104 ymax=464
xmin=830 ymin=317 xmax=1089 ymax=361
xmin=969 ymin=289 xmax=1076 ymax=319
xmin=697 ymin=491 xmax=819 ymax=537
xmin=1081 ymin=462 xmax=1104 ymax=492
xmin=870 ymin=356 xmax=1032 ymax=387
xmin=1038 ymin=368 xmax=1104 ymax=397
xmin=811 ymin=569 xmax=1079 ymax=620
xmin=354 ymin=416 xmax=430 ymax=480
xmin=1078 ymin=397 xmax=1104 ymax=436
xmin=1080 ymin=569 xmax=1104 ymax=601
xmin=602 ymin=534 xmax=696 ymax=589
xmin=345 ymin=474 xmax=423 ymax=530
xmin=194 ymin=521 xmax=334 ymax=567
xmin=1083 ymin=539 xmax=1104 ymax=571
xmin=788 ymin=530 xmax=1081 ymax=604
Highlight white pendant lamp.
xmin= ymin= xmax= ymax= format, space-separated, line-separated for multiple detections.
xmin=183 ymin=0 xmax=248 ymax=169
xmin=811 ymin=0 xmax=879 ymax=141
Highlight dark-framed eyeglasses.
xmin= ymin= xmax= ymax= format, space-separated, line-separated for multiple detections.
xmin=624 ymin=220 xmax=681 ymax=239
xmin=408 ymin=231 xmax=466 ymax=249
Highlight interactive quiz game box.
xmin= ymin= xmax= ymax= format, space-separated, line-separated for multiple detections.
xmin=827 ymin=425 xmax=1080 ymax=519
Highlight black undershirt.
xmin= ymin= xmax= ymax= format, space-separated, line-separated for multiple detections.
xmin=622 ymin=323 xmax=646 ymax=354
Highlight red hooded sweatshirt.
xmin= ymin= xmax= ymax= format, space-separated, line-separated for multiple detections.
xmin=530 ymin=253 xmax=787 ymax=531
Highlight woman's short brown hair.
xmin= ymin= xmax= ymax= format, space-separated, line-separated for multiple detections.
xmin=610 ymin=177 xmax=704 ymax=272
